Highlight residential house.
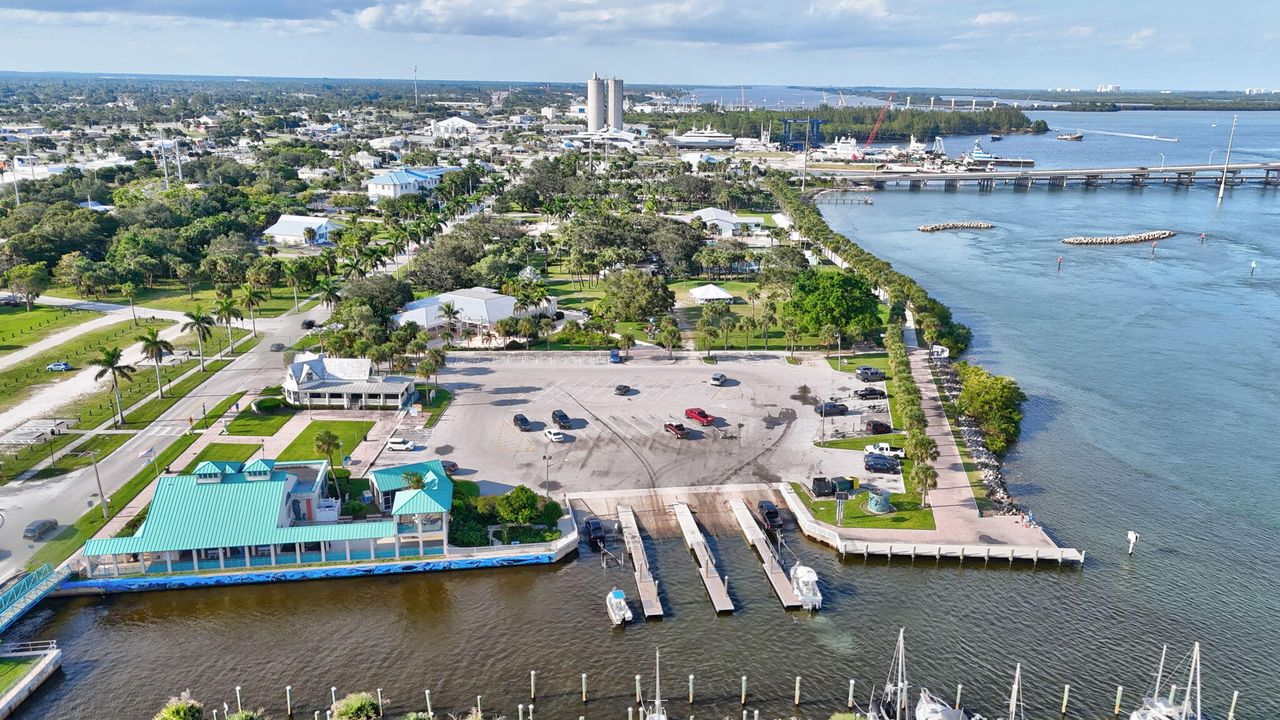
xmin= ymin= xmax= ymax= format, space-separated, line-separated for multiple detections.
xmin=366 ymin=165 xmax=459 ymax=201
xmin=283 ymin=353 xmax=415 ymax=409
xmin=263 ymin=214 xmax=341 ymax=245
xmin=682 ymin=207 xmax=763 ymax=238
xmin=392 ymin=287 xmax=555 ymax=331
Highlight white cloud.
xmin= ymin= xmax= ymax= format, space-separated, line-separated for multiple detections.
xmin=1126 ymin=27 xmax=1157 ymax=48
xmin=971 ymin=11 xmax=1021 ymax=26
xmin=1066 ymin=25 xmax=1095 ymax=38
xmin=0 ymin=7 xmax=334 ymax=32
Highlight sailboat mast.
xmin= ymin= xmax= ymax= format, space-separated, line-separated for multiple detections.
xmin=1180 ymin=643 xmax=1201 ymax=720
xmin=896 ymin=628 xmax=907 ymax=720
xmin=654 ymin=648 xmax=662 ymax=717
xmin=1007 ymin=664 xmax=1022 ymax=720
xmin=1154 ymin=644 xmax=1169 ymax=696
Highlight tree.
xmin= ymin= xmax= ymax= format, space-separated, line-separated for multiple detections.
xmin=819 ymin=324 xmax=840 ymax=356
xmin=153 ymin=692 xmax=205 ymax=720
xmin=315 ymin=276 xmax=341 ymax=308
xmin=786 ymin=269 xmax=880 ymax=336
xmin=784 ymin=323 xmax=801 ymax=357
xmin=120 ymin=281 xmax=140 ymax=325
xmin=282 ymin=259 xmax=303 ymax=312
xmin=213 ymin=297 xmax=243 ymax=354
xmin=618 ymin=332 xmax=635 ymax=358
xmin=657 ymin=326 xmax=682 ymax=358
xmin=437 ymin=301 xmax=461 ymax=344
xmin=3 ymin=262 xmax=50 ymax=311
xmin=340 ymin=275 xmax=413 ymax=325
xmin=137 ymin=327 xmax=174 ymax=398
xmin=496 ymin=485 xmax=540 ymax=525
xmin=596 ymin=269 xmax=675 ymax=322
xmin=909 ymin=462 xmax=939 ymax=508
xmin=314 ymin=430 xmax=343 ymax=498
xmin=238 ymin=283 xmax=267 ymax=336
xmin=426 ymin=347 xmax=447 ymax=387
xmin=90 ymin=346 xmax=136 ymax=426
xmin=403 ymin=470 xmax=425 ymax=490
xmin=181 ymin=305 xmax=215 ymax=371
xmin=332 ymin=692 xmax=379 ymax=720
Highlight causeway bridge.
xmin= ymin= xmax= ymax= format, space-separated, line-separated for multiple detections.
xmin=813 ymin=161 xmax=1280 ymax=191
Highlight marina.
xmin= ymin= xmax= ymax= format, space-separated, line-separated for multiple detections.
xmin=671 ymin=502 xmax=734 ymax=614
xmin=728 ymin=498 xmax=802 ymax=609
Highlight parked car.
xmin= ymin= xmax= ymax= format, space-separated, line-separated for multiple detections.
xmin=865 ymin=419 xmax=892 ymax=435
xmin=584 ymin=518 xmax=607 ymax=545
xmin=551 ymin=409 xmax=572 ymax=430
xmin=22 ymin=519 xmax=57 ymax=541
xmin=757 ymin=500 xmax=783 ymax=530
xmin=709 ymin=372 xmax=727 ymax=386
xmin=544 ymin=428 xmax=566 ymax=443
xmin=854 ymin=387 xmax=887 ymax=400
xmin=300 ymin=319 xmax=317 ymax=330
xmin=814 ymin=401 xmax=849 ymax=417
xmin=684 ymin=407 xmax=715 ymax=426
xmin=439 ymin=460 xmax=459 ymax=475
xmin=609 ymin=348 xmax=622 ymax=363
xmin=855 ymin=366 xmax=885 ymax=382
xmin=386 ymin=437 xmax=415 ymax=452
xmin=269 ymin=342 xmax=287 ymax=352
xmin=865 ymin=442 xmax=906 ymax=458
xmin=513 ymin=414 xmax=533 ymax=431
xmin=863 ymin=453 xmax=901 ymax=474
xmin=45 ymin=362 xmax=72 ymax=372
xmin=663 ymin=422 xmax=690 ymax=439
xmin=614 ymin=384 xmax=631 ymax=396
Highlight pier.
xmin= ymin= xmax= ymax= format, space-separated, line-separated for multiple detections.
xmin=671 ymin=503 xmax=734 ymax=613
xmin=727 ymin=499 xmax=801 ymax=609
xmin=812 ymin=161 xmax=1280 ymax=191
xmin=617 ymin=504 xmax=664 ymax=618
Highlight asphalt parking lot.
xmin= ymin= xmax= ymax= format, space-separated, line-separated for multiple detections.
xmin=410 ymin=350 xmax=899 ymax=495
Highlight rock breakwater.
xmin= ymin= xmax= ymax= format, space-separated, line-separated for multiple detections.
xmin=1061 ymin=230 xmax=1176 ymax=245
xmin=917 ymin=221 xmax=995 ymax=232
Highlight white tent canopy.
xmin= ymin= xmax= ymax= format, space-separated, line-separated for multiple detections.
xmin=689 ymin=284 xmax=734 ymax=304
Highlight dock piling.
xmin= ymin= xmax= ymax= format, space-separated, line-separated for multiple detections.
xmin=286 ymin=686 xmax=293 ymax=718
xmin=235 ymin=686 xmax=242 ymax=713
xmin=582 ymin=673 xmax=587 ymax=702
xmin=689 ymin=674 xmax=694 ymax=704
xmin=331 ymin=687 xmax=338 ymax=707
xmin=1228 ymin=690 xmax=1239 ymax=720
xmin=1060 ymin=684 xmax=1071 ymax=715
xmin=628 ymin=707 xmax=634 ymax=720
xmin=425 ymin=690 xmax=433 ymax=718
xmin=1113 ymin=686 xmax=1123 ymax=716
xmin=955 ymin=684 xmax=963 ymax=709
xmin=474 ymin=695 xmax=480 ymax=718
xmin=531 ymin=670 xmax=537 ymax=699
xmin=518 ymin=705 xmax=524 ymax=720
xmin=377 ymin=689 xmax=384 ymax=717
xmin=528 ymin=703 xmax=533 ymax=720
xmin=848 ymin=679 xmax=856 ymax=709
xmin=636 ymin=674 xmax=643 ymax=703
xmin=794 ymin=676 xmax=801 ymax=706
xmin=741 ymin=676 xmax=747 ymax=705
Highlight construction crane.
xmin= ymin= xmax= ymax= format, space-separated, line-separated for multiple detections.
xmin=865 ymin=92 xmax=896 ymax=147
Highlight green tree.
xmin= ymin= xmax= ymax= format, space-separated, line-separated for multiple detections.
xmin=786 ymin=270 xmax=879 ymax=337
xmin=495 ymin=485 xmax=540 ymax=525
xmin=909 ymin=462 xmax=939 ymax=508
xmin=316 ymin=276 xmax=341 ymax=308
xmin=181 ymin=305 xmax=215 ymax=371
xmin=120 ymin=281 xmax=139 ymax=326
xmin=90 ymin=346 xmax=136 ymax=427
xmin=784 ymin=323 xmax=801 ymax=357
xmin=213 ymin=297 xmax=243 ymax=353
xmin=238 ymin=283 xmax=267 ymax=336
xmin=314 ymin=429 xmax=343 ymax=497
xmin=403 ymin=470 xmax=425 ymax=490
xmin=657 ymin=326 xmax=682 ymax=358
xmin=4 ymin=262 xmax=51 ymax=311
xmin=819 ymin=324 xmax=840 ymax=356
xmin=137 ymin=326 xmax=174 ymax=398
xmin=596 ymin=269 xmax=675 ymax=322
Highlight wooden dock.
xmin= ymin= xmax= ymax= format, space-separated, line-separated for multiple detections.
xmin=617 ymin=505 xmax=664 ymax=618
xmin=671 ymin=503 xmax=734 ymax=613
xmin=727 ymin=499 xmax=801 ymax=609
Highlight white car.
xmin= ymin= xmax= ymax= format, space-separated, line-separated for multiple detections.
xmin=544 ymin=428 xmax=566 ymax=443
xmin=386 ymin=437 xmax=415 ymax=452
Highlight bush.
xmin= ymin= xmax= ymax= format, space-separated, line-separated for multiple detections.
xmin=341 ymin=500 xmax=367 ymax=518
xmin=472 ymin=495 xmax=501 ymax=524
xmin=154 ymin=693 xmax=205 ymax=720
xmin=496 ymin=485 xmax=539 ymax=525
xmin=253 ymin=397 xmax=283 ymax=413
xmin=449 ymin=517 xmax=489 ymax=547
xmin=540 ymin=499 xmax=563 ymax=527
xmin=227 ymin=712 xmax=271 ymax=720
xmin=333 ymin=692 xmax=380 ymax=720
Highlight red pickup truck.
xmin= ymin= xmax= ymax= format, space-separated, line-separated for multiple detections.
xmin=684 ymin=407 xmax=715 ymax=426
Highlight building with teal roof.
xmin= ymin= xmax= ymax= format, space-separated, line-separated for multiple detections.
xmin=82 ymin=457 xmax=456 ymax=578
xmin=368 ymin=460 xmax=452 ymax=512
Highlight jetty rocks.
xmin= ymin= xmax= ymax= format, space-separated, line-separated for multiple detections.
xmin=933 ymin=358 xmax=1021 ymax=516
xmin=1061 ymin=230 xmax=1176 ymax=245
xmin=917 ymin=221 xmax=995 ymax=232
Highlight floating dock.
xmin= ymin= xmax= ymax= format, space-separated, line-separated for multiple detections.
xmin=727 ymin=499 xmax=801 ymax=609
xmin=671 ymin=503 xmax=734 ymax=613
xmin=617 ymin=504 xmax=664 ymax=618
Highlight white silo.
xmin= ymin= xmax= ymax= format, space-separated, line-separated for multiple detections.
xmin=587 ymin=72 xmax=606 ymax=133
xmin=607 ymin=77 xmax=624 ymax=131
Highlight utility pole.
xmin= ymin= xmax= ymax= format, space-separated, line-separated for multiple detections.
xmin=173 ymin=138 xmax=183 ymax=181
xmin=77 ymin=451 xmax=109 ymax=520
xmin=24 ymin=137 xmax=35 ymax=180
xmin=413 ymin=65 xmax=419 ymax=110
xmin=1217 ymin=114 xmax=1238 ymax=205
xmin=7 ymin=155 xmax=18 ymax=206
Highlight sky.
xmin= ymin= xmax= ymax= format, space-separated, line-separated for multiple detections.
xmin=0 ymin=1 xmax=1276 ymax=90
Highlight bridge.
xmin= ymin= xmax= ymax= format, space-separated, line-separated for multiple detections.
xmin=811 ymin=161 xmax=1280 ymax=191
xmin=0 ymin=565 xmax=72 ymax=637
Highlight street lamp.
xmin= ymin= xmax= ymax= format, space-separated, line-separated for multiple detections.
xmin=1159 ymin=153 xmax=1165 ymax=172
xmin=1208 ymin=150 xmax=1220 ymax=165
xmin=75 ymin=451 xmax=109 ymax=519
xmin=541 ymin=452 xmax=552 ymax=499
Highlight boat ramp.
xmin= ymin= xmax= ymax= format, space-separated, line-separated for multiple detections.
xmin=727 ymin=498 xmax=801 ymax=609
xmin=616 ymin=504 xmax=664 ymax=618
xmin=671 ymin=503 xmax=734 ymax=613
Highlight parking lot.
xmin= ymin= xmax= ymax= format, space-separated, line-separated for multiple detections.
xmin=404 ymin=350 xmax=900 ymax=495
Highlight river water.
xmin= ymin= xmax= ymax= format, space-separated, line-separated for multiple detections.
xmin=9 ymin=111 xmax=1280 ymax=720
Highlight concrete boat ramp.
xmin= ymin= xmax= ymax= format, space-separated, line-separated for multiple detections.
xmin=728 ymin=498 xmax=802 ymax=609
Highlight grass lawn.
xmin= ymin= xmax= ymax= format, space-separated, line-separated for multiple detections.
xmin=119 ymin=360 xmax=231 ymax=430
xmin=72 ymin=356 xmax=203 ymax=430
xmin=30 ymin=432 xmax=135 ymax=480
xmin=0 ymin=306 xmax=100 ymax=357
xmin=0 ymin=657 xmax=37 ymax=694
xmin=195 ymin=391 xmax=245 ymax=430
xmin=417 ymin=386 xmax=453 ymax=428
xmin=46 ymin=280 xmax=303 ymax=319
xmin=734 ymin=210 xmax=778 ymax=227
xmin=454 ymin=479 xmax=480 ymax=498
xmin=0 ymin=318 xmax=170 ymax=414
xmin=175 ymin=326 xmax=249 ymax=358
xmin=0 ymin=432 xmax=82 ymax=484
xmin=226 ymin=401 xmax=298 ymax=436
xmin=545 ymin=274 xmax=604 ymax=312
xmin=277 ymin=420 xmax=374 ymax=465
xmin=816 ymin=432 xmax=907 ymax=451
xmin=181 ymin=442 xmax=260 ymax=473
xmin=790 ymin=480 xmax=936 ymax=531
xmin=26 ymin=432 xmax=198 ymax=571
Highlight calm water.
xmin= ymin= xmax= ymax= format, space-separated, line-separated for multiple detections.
xmin=9 ymin=112 xmax=1280 ymax=720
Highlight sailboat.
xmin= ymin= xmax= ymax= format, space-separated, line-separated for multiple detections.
xmin=1130 ymin=643 xmax=1203 ymax=720
xmin=644 ymin=648 xmax=667 ymax=720
xmin=868 ymin=629 xmax=910 ymax=720
xmin=916 ymin=687 xmax=984 ymax=720
xmin=992 ymin=664 xmax=1023 ymax=720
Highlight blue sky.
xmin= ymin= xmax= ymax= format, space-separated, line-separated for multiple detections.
xmin=0 ymin=1 xmax=1275 ymax=89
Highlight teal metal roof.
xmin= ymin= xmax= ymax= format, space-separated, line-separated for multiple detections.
xmin=83 ymin=460 xmax=395 ymax=557
xmin=391 ymin=488 xmax=449 ymax=515
xmin=370 ymin=460 xmax=450 ymax=493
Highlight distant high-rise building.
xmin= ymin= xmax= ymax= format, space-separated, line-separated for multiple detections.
xmin=607 ymin=77 xmax=624 ymax=131
xmin=1096 ymin=84 xmax=1121 ymax=93
xmin=587 ymin=72 xmax=606 ymax=132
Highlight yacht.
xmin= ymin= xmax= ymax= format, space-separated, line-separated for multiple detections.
xmin=666 ymin=125 xmax=737 ymax=149
xmin=605 ymin=587 xmax=633 ymax=626
xmin=969 ymin=141 xmax=997 ymax=162
xmin=790 ymin=564 xmax=822 ymax=610
xmin=1056 ymin=131 xmax=1084 ymax=141
xmin=817 ymin=135 xmax=862 ymax=160
xmin=1130 ymin=644 xmax=1203 ymax=720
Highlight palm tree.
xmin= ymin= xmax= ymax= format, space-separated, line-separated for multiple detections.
xmin=120 ymin=281 xmax=139 ymax=325
xmin=403 ymin=470 xmax=425 ymax=490
xmin=282 ymin=259 xmax=303 ymax=312
xmin=426 ymin=347 xmax=447 ymax=388
xmin=746 ymin=288 xmax=761 ymax=320
xmin=910 ymin=462 xmax=939 ymax=509
xmin=181 ymin=305 xmax=215 ymax=371
xmin=90 ymin=346 xmax=136 ymax=427
xmin=315 ymin=277 xmax=341 ymax=308
xmin=657 ymin=326 xmax=682 ymax=358
xmin=819 ymin=324 xmax=840 ymax=357
xmin=784 ymin=324 xmax=801 ymax=357
xmin=481 ymin=328 xmax=497 ymax=348
xmin=738 ymin=316 xmax=758 ymax=349
xmin=720 ymin=314 xmax=737 ymax=351
xmin=213 ymin=297 xmax=243 ymax=354
xmin=238 ymin=283 xmax=267 ymax=336
xmin=760 ymin=308 xmax=776 ymax=351
xmin=314 ymin=430 xmax=343 ymax=498
xmin=137 ymin=327 xmax=174 ymax=398
xmin=618 ymin=332 xmax=636 ymax=358
xmin=438 ymin=301 xmax=461 ymax=345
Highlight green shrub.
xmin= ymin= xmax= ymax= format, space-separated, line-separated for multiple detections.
xmin=253 ymin=397 xmax=283 ymax=412
xmin=449 ymin=517 xmax=489 ymax=547
xmin=540 ymin=499 xmax=563 ymax=527
xmin=154 ymin=694 xmax=205 ymax=720
xmin=333 ymin=692 xmax=380 ymax=720
xmin=341 ymin=500 xmax=367 ymax=518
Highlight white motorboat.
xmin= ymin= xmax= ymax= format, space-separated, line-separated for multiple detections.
xmin=917 ymin=688 xmax=983 ymax=720
xmin=1129 ymin=643 xmax=1203 ymax=720
xmin=606 ymin=587 xmax=633 ymax=626
xmin=789 ymin=564 xmax=822 ymax=611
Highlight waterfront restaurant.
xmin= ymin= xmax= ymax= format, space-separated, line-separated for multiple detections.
xmin=81 ymin=458 xmax=454 ymax=577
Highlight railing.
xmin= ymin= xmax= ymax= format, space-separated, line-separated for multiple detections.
xmin=0 ymin=565 xmax=51 ymax=615
xmin=0 ymin=640 xmax=57 ymax=655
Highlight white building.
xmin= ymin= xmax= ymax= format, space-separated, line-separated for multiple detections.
xmin=1096 ymin=84 xmax=1121 ymax=93
xmin=283 ymin=353 xmax=415 ymax=409
xmin=393 ymin=287 xmax=555 ymax=330
xmin=432 ymin=116 xmax=489 ymax=136
xmin=681 ymin=207 xmax=763 ymax=238
xmin=366 ymin=166 xmax=457 ymax=200
xmin=263 ymin=215 xmax=341 ymax=245
xmin=352 ymin=150 xmax=382 ymax=169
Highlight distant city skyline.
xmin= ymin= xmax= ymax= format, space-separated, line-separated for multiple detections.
xmin=0 ymin=0 xmax=1276 ymax=90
